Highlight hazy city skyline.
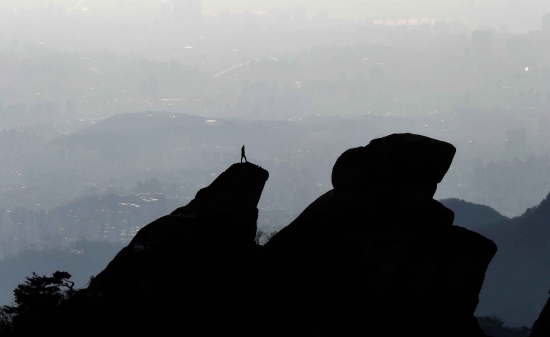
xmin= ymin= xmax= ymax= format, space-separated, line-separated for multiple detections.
xmin=2 ymin=0 xmax=550 ymax=32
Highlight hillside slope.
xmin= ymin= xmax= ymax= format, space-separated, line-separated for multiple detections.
xmin=472 ymin=193 xmax=550 ymax=327
xmin=440 ymin=198 xmax=509 ymax=230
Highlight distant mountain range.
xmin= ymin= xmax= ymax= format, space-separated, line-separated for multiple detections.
xmin=440 ymin=198 xmax=509 ymax=230
xmin=52 ymin=112 xmax=305 ymax=166
xmin=442 ymin=196 xmax=550 ymax=328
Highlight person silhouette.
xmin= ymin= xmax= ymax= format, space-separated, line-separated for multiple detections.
xmin=241 ymin=145 xmax=248 ymax=163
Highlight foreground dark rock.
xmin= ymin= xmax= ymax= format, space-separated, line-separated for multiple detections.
xmin=49 ymin=162 xmax=269 ymax=334
xmin=26 ymin=134 xmax=496 ymax=336
xmin=88 ymin=162 xmax=268 ymax=299
xmin=531 ymin=297 xmax=550 ymax=336
xmin=265 ymin=133 xmax=497 ymax=336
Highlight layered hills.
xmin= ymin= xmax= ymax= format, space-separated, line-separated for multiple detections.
xmin=442 ymin=196 xmax=550 ymax=328
xmin=475 ymin=194 xmax=550 ymax=328
xmin=440 ymin=198 xmax=509 ymax=230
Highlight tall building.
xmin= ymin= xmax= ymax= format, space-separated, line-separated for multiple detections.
xmin=543 ymin=14 xmax=550 ymax=33
xmin=173 ymin=0 xmax=202 ymax=25
xmin=159 ymin=1 xmax=172 ymax=21
xmin=292 ymin=7 xmax=308 ymax=22
xmin=507 ymin=128 xmax=527 ymax=149
xmin=471 ymin=30 xmax=493 ymax=60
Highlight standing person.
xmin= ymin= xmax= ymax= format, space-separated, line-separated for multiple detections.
xmin=241 ymin=145 xmax=247 ymax=163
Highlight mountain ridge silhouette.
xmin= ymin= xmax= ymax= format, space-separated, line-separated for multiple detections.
xmin=0 ymin=133 xmax=515 ymax=336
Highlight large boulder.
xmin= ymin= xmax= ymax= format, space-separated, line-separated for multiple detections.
xmin=332 ymin=133 xmax=456 ymax=192
xmin=265 ymin=133 xmax=496 ymax=336
xmin=78 ymin=162 xmax=269 ymax=334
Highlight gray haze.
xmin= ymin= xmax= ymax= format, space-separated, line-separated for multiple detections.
xmin=2 ymin=0 xmax=550 ymax=329
xmin=3 ymin=0 xmax=550 ymax=32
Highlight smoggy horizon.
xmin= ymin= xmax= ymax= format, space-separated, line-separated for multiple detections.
xmin=2 ymin=0 xmax=550 ymax=32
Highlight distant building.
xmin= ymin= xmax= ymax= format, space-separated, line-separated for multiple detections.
xmin=172 ymin=0 xmax=202 ymax=26
xmin=66 ymin=101 xmax=76 ymax=115
xmin=159 ymin=2 xmax=172 ymax=21
xmin=506 ymin=35 xmax=532 ymax=64
xmin=471 ymin=30 xmax=493 ymax=60
xmin=292 ymin=7 xmax=308 ymax=22
xmin=543 ymin=14 xmax=550 ymax=33
xmin=370 ymin=63 xmax=386 ymax=83
xmin=507 ymin=128 xmax=527 ymax=148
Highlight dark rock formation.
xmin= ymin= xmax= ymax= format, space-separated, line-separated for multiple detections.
xmin=66 ymin=162 xmax=268 ymax=334
xmin=531 ymin=297 xmax=550 ymax=336
xmin=332 ymin=133 xmax=456 ymax=193
xmin=39 ymin=134 xmax=497 ymax=336
xmin=265 ymin=133 xmax=497 ymax=336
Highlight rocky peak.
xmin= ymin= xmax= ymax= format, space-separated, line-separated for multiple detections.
xmin=265 ymin=133 xmax=494 ymax=336
xmin=332 ymin=133 xmax=456 ymax=197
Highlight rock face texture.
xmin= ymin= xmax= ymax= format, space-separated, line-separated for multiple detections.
xmin=265 ymin=133 xmax=497 ymax=336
